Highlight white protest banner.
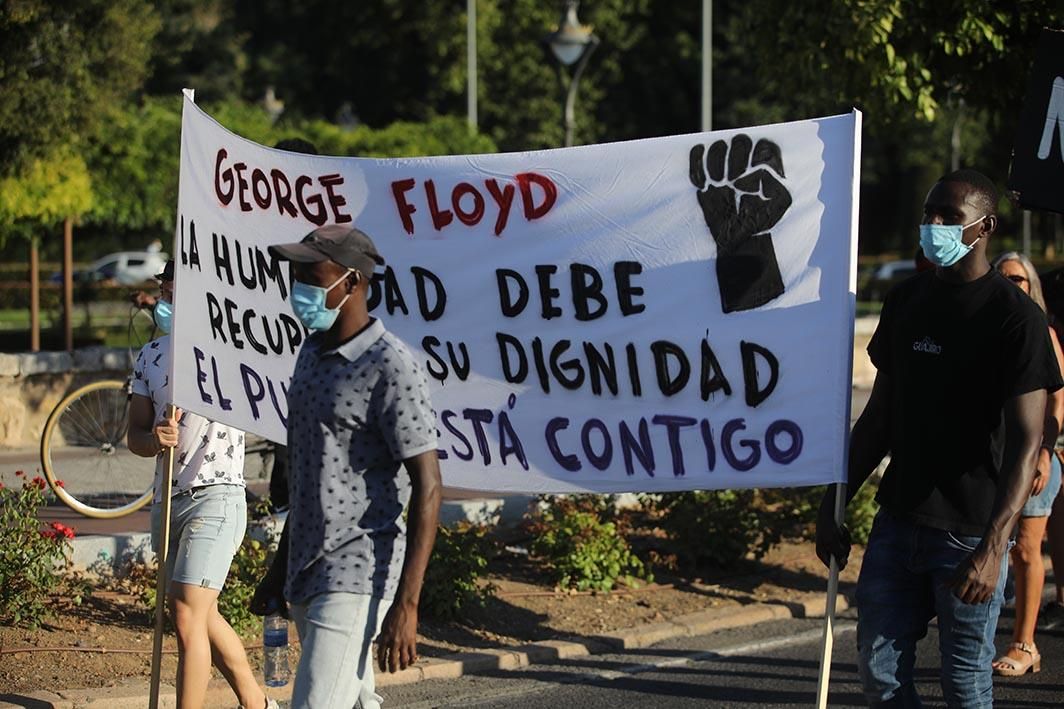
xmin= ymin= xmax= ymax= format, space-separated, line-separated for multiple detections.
xmin=170 ymin=94 xmax=860 ymax=494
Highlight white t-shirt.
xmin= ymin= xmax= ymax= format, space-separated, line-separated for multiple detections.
xmin=132 ymin=335 xmax=246 ymax=502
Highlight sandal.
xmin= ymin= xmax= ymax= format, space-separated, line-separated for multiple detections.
xmin=992 ymin=641 xmax=1041 ymax=676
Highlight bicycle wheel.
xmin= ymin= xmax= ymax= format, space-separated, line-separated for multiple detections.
xmin=127 ymin=305 xmax=158 ymax=355
xmin=40 ymin=380 xmax=155 ymax=519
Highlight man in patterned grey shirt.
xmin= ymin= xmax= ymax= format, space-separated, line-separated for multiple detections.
xmin=252 ymin=225 xmax=442 ymax=709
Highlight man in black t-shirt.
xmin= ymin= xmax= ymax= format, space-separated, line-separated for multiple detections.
xmin=816 ymin=169 xmax=1063 ymax=707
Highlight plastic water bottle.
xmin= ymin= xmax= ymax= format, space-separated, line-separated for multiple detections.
xmin=263 ymin=613 xmax=290 ymax=687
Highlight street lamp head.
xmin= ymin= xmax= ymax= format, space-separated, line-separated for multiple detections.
xmin=544 ymin=1 xmax=597 ymax=67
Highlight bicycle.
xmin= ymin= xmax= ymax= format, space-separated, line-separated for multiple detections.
xmin=39 ymin=304 xmax=159 ymax=518
xmin=40 ymin=301 xmax=281 ymax=518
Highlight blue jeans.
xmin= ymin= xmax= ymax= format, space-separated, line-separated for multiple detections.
xmin=289 ymin=592 xmax=392 ymax=709
xmin=855 ymin=510 xmax=1008 ymax=708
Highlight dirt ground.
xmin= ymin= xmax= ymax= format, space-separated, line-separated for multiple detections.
xmin=0 ymin=541 xmax=862 ymax=694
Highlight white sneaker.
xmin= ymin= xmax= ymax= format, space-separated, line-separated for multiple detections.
xmin=238 ymin=700 xmax=279 ymax=709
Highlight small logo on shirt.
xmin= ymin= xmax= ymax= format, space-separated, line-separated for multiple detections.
xmin=912 ymin=337 xmax=942 ymax=355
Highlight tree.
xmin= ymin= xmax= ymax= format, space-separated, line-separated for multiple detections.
xmin=0 ymin=150 xmax=94 ymax=351
xmin=72 ymin=96 xmax=498 ymax=258
xmin=724 ymin=0 xmax=1061 ymax=252
xmin=0 ymin=152 xmax=92 ymax=249
xmin=83 ymin=97 xmax=182 ymax=236
xmin=0 ymin=0 xmax=159 ymax=176
xmin=733 ymin=0 xmax=1060 ymax=125
xmin=235 ymin=0 xmax=473 ymax=125
xmin=6 ymin=0 xmax=1050 ymax=259
xmin=144 ymin=0 xmax=248 ymax=101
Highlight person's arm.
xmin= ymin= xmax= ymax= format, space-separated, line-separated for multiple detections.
xmin=948 ymin=388 xmax=1045 ymax=604
xmin=815 ymin=369 xmax=892 ymax=570
xmin=127 ymin=394 xmax=180 ymax=457
xmin=130 ymin=291 xmax=157 ymax=310
xmin=376 ymin=450 xmax=442 ymax=673
xmin=1034 ymin=329 xmax=1064 ymax=495
xmin=250 ymin=518 xmax=290 ymax=617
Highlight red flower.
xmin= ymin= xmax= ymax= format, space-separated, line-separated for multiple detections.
xmin=40 ymin=529 xmax=56 ymax=540
xmin=31 ymin=476 xmax=47 ymax=490
xmin=15 ymin=470 xmax=24 ymax=477
xmin=54 ymin=479 xmax=65 ymax=488
xmin=50 ymin=522 xmax=76 ymax=539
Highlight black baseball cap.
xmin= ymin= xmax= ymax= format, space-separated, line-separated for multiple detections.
xmin=155 ymin=260 xmax=175 ymax=281
xmin=269 ymin=225 xmax=384 ymax=276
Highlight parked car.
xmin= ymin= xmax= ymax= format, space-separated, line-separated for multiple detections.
xmin=859 ymin=259 xmax=919 ymax=301
xmin=50 ymin=251 xmax=169 ymax=286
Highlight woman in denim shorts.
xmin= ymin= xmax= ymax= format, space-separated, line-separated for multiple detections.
xmin=991 ymin=253 xmax=1064 ymax=677
xmin=128 ymin=263 xmax=277 ymax=709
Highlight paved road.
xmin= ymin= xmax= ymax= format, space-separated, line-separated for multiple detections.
xmin=377 ymin=604 xmax=1063 ymax=708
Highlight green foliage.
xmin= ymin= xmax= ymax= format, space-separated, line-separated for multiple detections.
xmin=217 ymin=534 xmax=276 ymax=637
xmin=107 ymin=559 xmax=159 ymax=624
xmin=0 ymin=0 xmax=160 ymax=175
xmin=84 ymin=97 xmax=182 ymax=233
xmin=0 ymin=152 xmax=93 ymax=249
xmin=214 ymin=502 xmax=280 ymax=637
xmin=736 ymin=0 xmax=1060 ymax=124
xmin=645 ymin=489 xmax=789 ymax=568
xmin=145 ymin=0 xmax=247 ymax=101
xmin=0 ymin=152 xmax=92 ymax=223
xmin=5 ymin=0 xmax=1060 ymax=259
xmin=299 ymin=116 xmax=497 ymax=158
xmin=844 ymin=475 xmax=881 ymax=546
xmin=762 ymin=476 xmax=882 ymax=547
xmin=420 ymin=522 xmax=497 ymax=620
xmin=0 ymin=472 xmax=77 ymax=628
xmin=0 ymin=283 xmax=140 ymax=313
xmin=526 ymin=496 xmax=653 ymax=592
xmin=237 ymin=1 xmax=476 ymax=128
xmin=471 ymin=0 xmax=571 ymax=150
xmin=73 ymin=98 xmax=498 ymax=250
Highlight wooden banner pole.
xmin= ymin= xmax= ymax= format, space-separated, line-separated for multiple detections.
xmin=815 ymin=481 xmax=847 ymax=709
xmin=148 ymin=404 xmax=177 ymax=709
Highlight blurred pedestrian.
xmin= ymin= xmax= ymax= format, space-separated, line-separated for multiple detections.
xmin=989 ymin=252 xmax=1064 ymax=675
xmin=1037 ymin=266 xmax=1064 ymax=629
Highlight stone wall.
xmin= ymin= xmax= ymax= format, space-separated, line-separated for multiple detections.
xmin=0 ymin=348 xmax=129 ymax=448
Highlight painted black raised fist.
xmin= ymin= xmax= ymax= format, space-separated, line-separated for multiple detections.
xmin=689 ymin=134 xmax=791 ymax=313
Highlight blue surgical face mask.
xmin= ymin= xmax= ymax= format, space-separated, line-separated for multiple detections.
xmin=290 ymin=269 xmax=354 ymax=331
xmin=153 ymin=298 xmax=173 ymax=333
xmin=918 ymin=216 xmax=986 ymax=268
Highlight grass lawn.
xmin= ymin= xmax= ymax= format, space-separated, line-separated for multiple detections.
xmin=856 ymin=301 xmax=883 ymax=317
xmin=0 ymin=302 xmax=156 ymax=351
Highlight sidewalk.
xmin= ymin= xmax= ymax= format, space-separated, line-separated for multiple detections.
xmin=0 ymin=589 xmax=852 ymax=709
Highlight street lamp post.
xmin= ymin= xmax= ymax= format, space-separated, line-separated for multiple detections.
xmin=543 ymin=1 xmax=599 ymax=147
xmin=467 ymin=0 xmax=477 ymax=130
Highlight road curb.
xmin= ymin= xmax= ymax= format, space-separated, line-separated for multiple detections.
xmin=0 ymin=592 xmax=850 ymax=708
xmin=373 ymin=592 xmax=852 ymax=686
